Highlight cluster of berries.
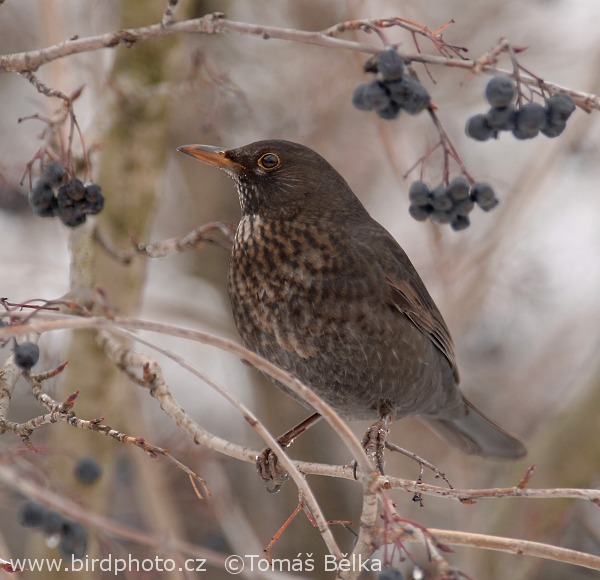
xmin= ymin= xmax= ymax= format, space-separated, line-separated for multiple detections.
xmin=408 ymin=177 xmax=499 ymax=231
xmin=466 ymin=75 xmax=576 ymax=141
xmin=28 ymin=162 xmax=105 ymax=228
xmin=19 ymin=500 xmax=88 ymax=558
xmin=352 ymin=49 xmax=431 ymax=120
xmin=18 ymin=458 xmax=101 ymax=557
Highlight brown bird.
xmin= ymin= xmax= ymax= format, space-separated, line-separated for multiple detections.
xmin=178 ymin=140 xmax=526 ymax=485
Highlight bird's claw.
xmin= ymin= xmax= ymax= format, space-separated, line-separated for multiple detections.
xmin=257 ymin=447 xmax=290 ymax=492
xmin=361 ymin=416 xmax=391 ymax=475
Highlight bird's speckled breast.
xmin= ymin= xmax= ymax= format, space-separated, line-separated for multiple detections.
xmin=228 ymin=214 xmax=450 ymax=420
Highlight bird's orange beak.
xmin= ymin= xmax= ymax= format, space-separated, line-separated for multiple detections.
xmin=177 ymin=144 xmax=242 ymax=171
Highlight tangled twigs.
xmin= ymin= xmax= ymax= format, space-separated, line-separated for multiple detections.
xmin=0 ymin=354 xmax=210 ymax=496
xmin=20 ymin=73 xmax=88 ymax=178
xmin=379 ymin=493 xmax=461 ymax=577
xmin=323 ymin=17 xmax=468 ymax=60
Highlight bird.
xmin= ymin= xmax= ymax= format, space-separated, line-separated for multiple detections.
xmin=177 ymin=139 xmax=526 ymax=486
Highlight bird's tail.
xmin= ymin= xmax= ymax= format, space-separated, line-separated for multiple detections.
xmin=422 ymin=396 xmax=526 ymax=459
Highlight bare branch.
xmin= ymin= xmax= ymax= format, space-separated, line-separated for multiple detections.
xmin=1 ymin=15 xmax=596 ymax=110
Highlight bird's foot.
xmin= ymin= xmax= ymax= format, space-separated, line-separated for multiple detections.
xmin=361 ymin=414 xmax=392 ymax=475
xmin=255 ymin=413 xmax=321 ymax=492
xmin=256 ymin=447 xmax=290 ymax=493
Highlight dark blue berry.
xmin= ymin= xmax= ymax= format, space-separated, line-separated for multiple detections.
xmin=353 ymin=81 xmax=390 ymax=111
xmin=376 ymin=49 xmax=404 ymax=82
xmin=451 ymin=197 xmax=475 ymax=216
xmin=447 ymin=176 xmax=471 ymax=201
xmin=472 ymin=182 xmax=499 ymax=211
xmin=59 ymin=206 xmax=87 ymax=228
xmin=14 ymin=342 xmax=39 ymax=370
xmin=546 ymin=93 xmax=576 ymax=123
xmin=408 ymin=181 xmax=431 ymax=206
xmin=19 ymin=500 xmax=46 ymax=527
xmin=408 ymin=204 xmax=431 ymax=222
xmin=377 ymin=100 xmax=401 ymax=120
xmin=485 ymin=106 xmax=516 ymax=131
xmin=451 ymin=214 xmax=470 ymax=231
xmin=388 ymin=76 xmax=430 ymax=114
xmin=74 ymin=457 xmax=102 ymax=485
xmin=59 ymin=520 xmax=88 ymax=558
xmin=541 ymin=119 xmax=566 ymax=138
xmin=466 ymin=114 xmax=494 ymax=141
xmin=513 ymin=103 xmax=546 ymax=139
xmin=485 ymin=75 xmax=516 ymax=108
xmin=430 ymin=186 xmax=453 ymax=211
xmin=42 ymin=510 xmax=64 ymax=535
xmin=42 ymin=162 xmax=66 ymax=187
xmin=82 ymin=184 xmax=105 ymax=215
xmin=430 ymin=210 xmax=452 ymax=224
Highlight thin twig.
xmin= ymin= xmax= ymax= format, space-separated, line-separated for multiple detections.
xmin=1 ymin=16 xmax=597 ymax=110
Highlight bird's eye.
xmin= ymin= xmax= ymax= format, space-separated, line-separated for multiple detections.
xmin=258 ymin=153 xmax=280 ymax=171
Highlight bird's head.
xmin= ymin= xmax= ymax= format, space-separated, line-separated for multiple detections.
xmin=177 ymin=139 xmax=367 ymax=221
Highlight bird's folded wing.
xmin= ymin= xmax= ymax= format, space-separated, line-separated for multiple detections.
xmin=386 ymin=275 xmax=459 ymax=382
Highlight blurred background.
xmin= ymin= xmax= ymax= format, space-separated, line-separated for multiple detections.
xmin=1 ymin=0 xmax=599 ymax=578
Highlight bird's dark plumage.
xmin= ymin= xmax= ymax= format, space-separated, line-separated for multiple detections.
xmin=178 ymin=140 xmax=525 ymax=460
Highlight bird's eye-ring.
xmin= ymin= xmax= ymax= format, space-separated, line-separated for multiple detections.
xmin=258 ymin=153 xmax=280 ymax=171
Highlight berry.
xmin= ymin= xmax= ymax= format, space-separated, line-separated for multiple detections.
xmin=452 ymin=196 xmax=475 ymax=216
xmin=451 ymin=214 xmax=470 ymax=231
xmin=377 ymin=100 xmax=401 ymax=120
xmin=19 ymin=500 xmax=46 ymax=528
xmin=546 ymin=93 xmax=576 ymax=124
xmin=14 ymin=342 xmax=40 ymax=370
xmin=430 ymin=210 xmax=452 ymax=224
xmin=513 ymin=102 xmax=546 ymax=139
xmin=83 ymin=183 xmax=102 ymax=202
xmin=29 ymin=181 xmax=57 ymax=217
xmin=388 ymin=76 xmax=430 ymax=114
xmin=376 ymin=49 xmax=404 ymax=82
xmin=42 ymin=510 xmax=64 ymax=535
xmin=408 ymin=204 xmax=431 ymax=222
xmin=471 ymin=182 xmax=499 ymax=211
xmin=408 ymin=181 xmax=431 ymax=206
xmin=378 ymin=568 xmax=404 ymax=580
xmin=74 ymin=457 xmax=103 ymax=485
xmin=59 ymin=520 xmax=88 ymax=559
xmin=58 ymin=178 xmax=86 ymax=203
xmin=466 ymin=114 xmax=494 ymax=141
xmin=447 ymin=176 xmax=471 ymax=201
xmin=352 ymin=84 xmax=374 ymax=111
xmin=42 ymin=162 xmax=66 ymax=187
xmin=59 ymin=208 xmax=87 ymax=228
xmin=352 ymin=81 xmax=390 ymax=111
xmin=485 ymin=106 xmax=516 ymax=131
xmin=485 ymin=75 xmax=516 ymax=108
xmin=57 ymin=185 xmax=74 ymax=210
xmin=82 ymin=184 xmax=105 ymax=215
xmin=541 ymin=119 xmax=566 ymax=138
xmin=430 ymin=186 xmax=453 ymax=211
xmin=82 ymin=197 xmax=105 ymax=215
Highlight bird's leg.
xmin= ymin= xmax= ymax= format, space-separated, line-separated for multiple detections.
xmin=257 ymin=412 xmax=322 ymax=492
xmin=361 ymin=412 xmax=393 ymax=475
